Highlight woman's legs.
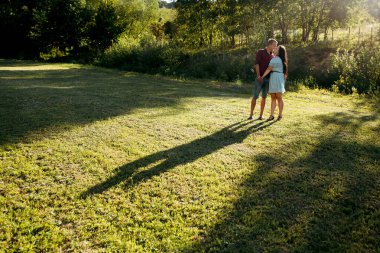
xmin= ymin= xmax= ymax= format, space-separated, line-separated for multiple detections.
xmin=276 ymin=93 xmax=284 ymax=117
xmin=270 ymin=93 xmax=277 ymax=118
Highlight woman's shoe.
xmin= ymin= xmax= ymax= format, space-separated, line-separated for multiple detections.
xmin=278 ymin=115 xmax=283 ymax=120
xmin=268 ymin=115 xmax=275 ymax=121
xmin=257 ymin=116 xmax=264 ymax=120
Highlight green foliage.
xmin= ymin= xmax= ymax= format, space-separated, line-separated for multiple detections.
xmin=31 ymin=0 xmax=127 ymax=59
xmin=99 ymin=44 xmax=213 ymax=79
xmin=31 ymin=0 xmax=86 ymax=55
xmin=87 ymin=2 xmax=125 ymax=53
xmin=0 ymin=0 xmax=38 ymax=57
xmin=99 ymin=44 xmax=189 ymax=75
xmin=0 ymin=0 xmax=156 ymax=59
xmin=98 ymin=36 xmax=380 ymax=95
xmin=331 ymin=46 xmax=380 ymax=94
xmin=117 ymin=0 xmax=159 ymax=39
xmin=174 ymin=0 xmax=215 ymax=47
xmin=172 ymin=0 xmax=372 ymax=48
xmin=1 ymin=0 xmax=378 ymax=96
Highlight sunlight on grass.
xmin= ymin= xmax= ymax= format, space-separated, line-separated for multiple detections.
xmin=14 ymin=85 xmax=78 ymax=89
xmin=0 ymin=64 xmax=81 ymax=71
xmin=0 ymin=60 xmax=379 ymax=252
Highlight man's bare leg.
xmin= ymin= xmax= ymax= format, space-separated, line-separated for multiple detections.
xmin=248 ymin=98 xmax=257 ymax=119
xmin=259 ymin=98 xmax=266 ymax=119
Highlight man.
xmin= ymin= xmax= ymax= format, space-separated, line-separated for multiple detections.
xmin=248 ymin=38 xmax=278 ymax=120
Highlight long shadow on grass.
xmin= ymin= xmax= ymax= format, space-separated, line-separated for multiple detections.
xmin=81 ymin=120 xmax=277 ymax=198
xmin=0 ymin=60 xmax=244 ymax=146
xmin=184 ymin=112 xmax=380 ymax=252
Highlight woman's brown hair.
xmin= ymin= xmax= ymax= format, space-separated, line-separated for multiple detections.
xmin=278 ymin=45 xmax=288 ymax=75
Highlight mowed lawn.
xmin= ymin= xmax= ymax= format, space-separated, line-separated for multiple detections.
xmin=0 ymin=59 xmax=379 ymax=252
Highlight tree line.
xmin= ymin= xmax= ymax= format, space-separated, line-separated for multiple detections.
xmin=172 ymin=0 xmax=378 ymax=48
xmin=0 ymin=0 xmax=378 ymax=59
xmin=0 ymin=0 xmax=159 ymax=58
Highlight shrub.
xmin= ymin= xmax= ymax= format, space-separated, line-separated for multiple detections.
xmin=331 ymin=47 xmax=380 ymax=95
xmin=99 ymin=44 xmax=256 ymax=82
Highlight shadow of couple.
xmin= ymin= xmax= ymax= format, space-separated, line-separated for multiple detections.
xmin=81 ymin=119 xmax=277 ymax=198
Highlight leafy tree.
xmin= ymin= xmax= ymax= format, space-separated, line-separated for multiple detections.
xmin=0 ymin=0 xmax=38 ymax=57
xmin=118 ymin=0 xmax=159 ymax=39
xmin=216 ymin=0 xmax=242 ymax=47
xmin=175 ymin=0 xmax=215 ymax=47
xmin=150 ymin=21 xmax=165 ymax=42
xmin=87 ymin=2 xmax=125 ymax=53
xmin=30 ymin=0 xmax=86 ymax=55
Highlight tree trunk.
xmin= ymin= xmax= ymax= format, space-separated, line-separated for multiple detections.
xmin=301 ymin=0 xmax=316 ymax=42
xmin=230 ymin=35 xmax=235 ymax=47
xmin=312 ymin=1 xmax=326 ymax=42
xmin=280 ymin=0 xmax=288 ymax=44
xmin=323 ymin=25 xmax=328 ymax=40
xmin=301 ymin=3 xmax=307 ymax=42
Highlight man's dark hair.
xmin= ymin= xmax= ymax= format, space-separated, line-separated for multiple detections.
xmin=267 ymin=39 xmax=278 ymax=46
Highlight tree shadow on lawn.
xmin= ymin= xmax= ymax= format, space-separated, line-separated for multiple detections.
xmin=81 ymin=120 xmax=277 ymax=198
xmin=184 ymin=112 xmax=380 ymax=252
xmin=0 ymin=60 xmax=245 ymax=146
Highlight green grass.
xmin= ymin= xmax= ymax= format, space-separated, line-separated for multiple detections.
xmin=0 ymin=59 xmax=379 ymax=252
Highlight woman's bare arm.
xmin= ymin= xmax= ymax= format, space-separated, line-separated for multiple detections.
xmin=261 ymin=66 xmax=273 ymax=79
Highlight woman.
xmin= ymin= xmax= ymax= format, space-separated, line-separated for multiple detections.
xmin=261 ymin=45 xmax=288 ymax=120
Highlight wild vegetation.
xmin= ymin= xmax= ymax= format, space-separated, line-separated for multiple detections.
xmin=1 ymin=0 xmax=379 ymax=94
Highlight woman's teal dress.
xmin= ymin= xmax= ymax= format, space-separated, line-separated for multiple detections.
xmin=268 ymin=57 xmax=286 ymax=93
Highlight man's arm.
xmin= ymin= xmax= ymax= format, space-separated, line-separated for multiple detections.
xmin=255 ymin=64 xmax=260 ymax=78
xmin=254 ymin=51 xmax=262 ymax=79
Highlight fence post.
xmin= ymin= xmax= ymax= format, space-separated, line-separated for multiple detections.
xmin=358 ymin=27 xmax=360 ymax=44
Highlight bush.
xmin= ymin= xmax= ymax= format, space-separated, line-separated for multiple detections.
xmin=0 ymin=0 xmax=126 ymax=59
xmin=99 ymin=44 xmax=256 ymax=82
xmin=331 ymin=47 xmax=380 ymax=95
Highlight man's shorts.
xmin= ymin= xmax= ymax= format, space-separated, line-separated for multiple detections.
xmin=252 ymin=78 xmax=269 ymax=99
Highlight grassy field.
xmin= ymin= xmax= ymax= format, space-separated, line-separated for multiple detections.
xmin=0 ymin=59 xmax=379 ymax=252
